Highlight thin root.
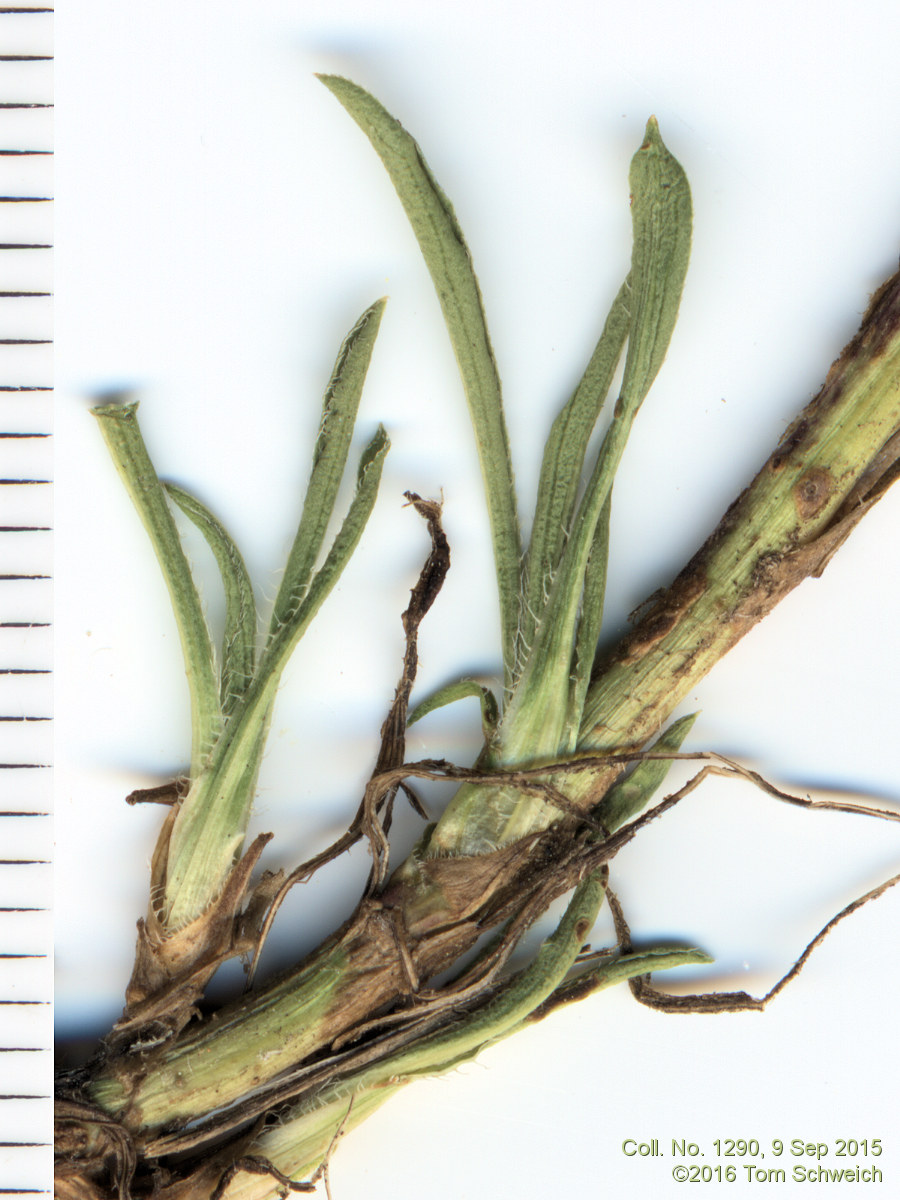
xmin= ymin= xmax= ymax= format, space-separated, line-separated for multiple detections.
xmin=605 ymin=867 xmax=900 ymax=1015
xmin=210 ymin=1156 xmax=316 ymax=1200
xmin=309 ymin=1096 xmax=355 ymax=1200
xmin=248 ymin=748 xmax=900 ymax=993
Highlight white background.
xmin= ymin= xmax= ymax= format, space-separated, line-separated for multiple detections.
xmin=54 ymin=2 xmax=900 ymax=1196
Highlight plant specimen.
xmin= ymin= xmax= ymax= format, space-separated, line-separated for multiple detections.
xmin=55 ymin=77 xmax=900 ymax=1199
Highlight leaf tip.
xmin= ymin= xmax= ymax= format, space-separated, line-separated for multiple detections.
xmin=370 ymin=422 xmax=391 ymax=457
xmin=316 ymin=73 xmax=355 ymax=103
xmin=641 ymin=115 xmax=663 ymax=150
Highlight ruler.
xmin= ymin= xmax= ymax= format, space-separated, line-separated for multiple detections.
xmin=0 ymin=5 xmax=52 ymax=1197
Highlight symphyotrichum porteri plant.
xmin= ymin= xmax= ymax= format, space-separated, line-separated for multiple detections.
xmin=55 ymin=78 xmax=900 ymax=1199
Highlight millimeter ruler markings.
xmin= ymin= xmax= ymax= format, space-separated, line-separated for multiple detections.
xmin=0 ymin=6 xmax=52 ymax=1199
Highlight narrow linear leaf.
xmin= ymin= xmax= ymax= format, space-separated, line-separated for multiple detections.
xmin=519 ymin=280 xmax=630 ymax=668
xmin=384 ymin=871 xmax=609 ymax=1077
xmin=319 ymin=74 xmax=522 ymax=681
xmin=407 ymin=678 xmax=499 ymax=739
xmin=245 ymin=870 xmax=610 ymax=1182
xmin=593 ymin=711 xmax=699 ymax=832
xmin=270 ymin=298 xmax=387 ymax=638
xmin=566 ymin=492 xmax=612 ymax=737
xmin=498 ymin=120 xmax=692 ymax=762
xmin=261 ymin=425 xmax=391 ymax=687
xmin=410 ymin=939 xmax=712 ymax=1079
xmin=93 ymin=402 xmax=221 ymax=776
xmin=246 ymin=930 xmax=711 ymax=1189
xmin=165 ymin=482 xmax=258 ymax=716
xmin=531 ymin=942 xmax=713 ymax=1020
xmin=619 ymin=117 xmax=693 ymax=415
xmin=353 ymin=872 xmax=610 ymax=1087
xmin=164 ymin=427 xmax=391 ymax=929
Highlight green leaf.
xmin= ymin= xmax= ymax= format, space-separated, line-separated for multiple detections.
xmin=165 ymin=482 xmax=257 ymax=716
xmin=566 ymin=492 xmax=612 ymax=737
xmin=319 ymin=74 xmax=522 ymax=683
xmin=393 ymin=870 xmax=608 ymax=1073
xmin=407 ymin=678 xmax=499 ymax=739
xmin=93 ymin=401 xmax=221 ymax=776
xmin=270 ymin=298 xmax=386 ymax=639
xmin=519 ymin=281 xmax=629 ymax=671
xmin=594 ymin=711 xmax=699 ymax=832
xmin=530 ymin=942 xmax=713 ymax=1020
xmin=260 ymin=424 xmax=391 ymax=687
xmin=497 ymin=119 xmax=692 ymax=762
xmin=243 ymin=909 xmax=709 ymax=1186
xmin=230 ymin=870 xmax=608 ymax=1180
xmin=164 ymin=426 xmax=390 ymax=929
xmin=620 ymin=117 xmax=693 ymax=416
